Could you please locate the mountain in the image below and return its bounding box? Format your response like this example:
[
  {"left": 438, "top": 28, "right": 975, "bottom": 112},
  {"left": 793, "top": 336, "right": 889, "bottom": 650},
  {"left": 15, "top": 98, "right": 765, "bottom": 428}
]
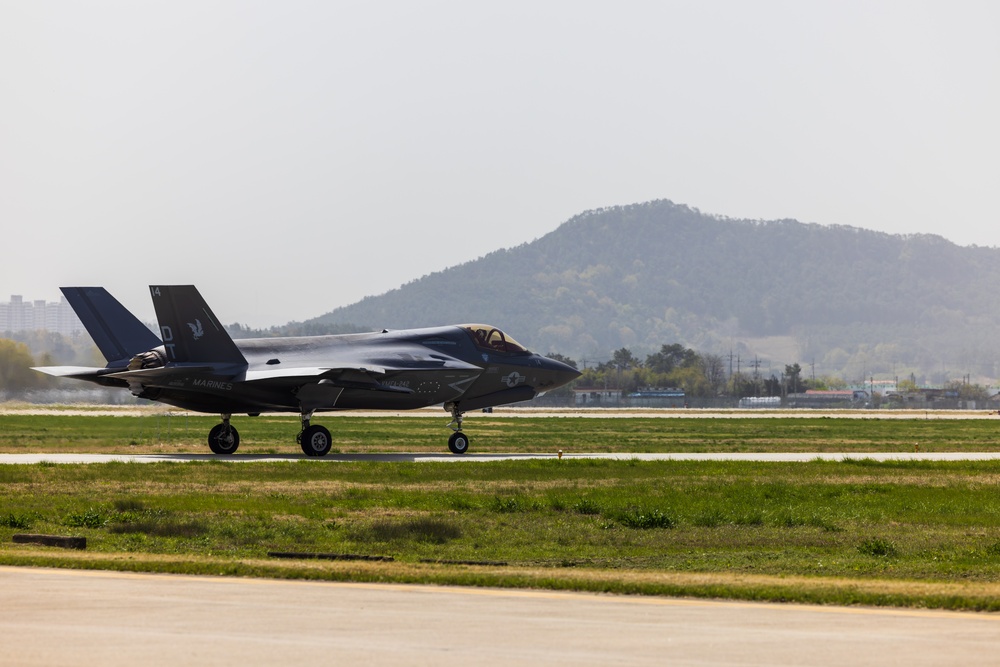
[{"left": 305, "top": 200, "right": 1000, "bottom": 382}]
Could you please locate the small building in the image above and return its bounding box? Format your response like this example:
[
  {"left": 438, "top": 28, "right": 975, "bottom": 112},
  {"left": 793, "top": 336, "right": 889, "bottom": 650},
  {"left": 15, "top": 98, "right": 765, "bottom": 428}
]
[
  {"left": 573, "top": 388, "right": 623, "bottom": 406},
  {"left": 738, "top": 396, "right": 782, "bottom": 409},
  {"left": 628, "top": 388, "right": 686, "bottom": 408},
  {"left": 786, "top": 390, "right": 868, "bottom": 408}
]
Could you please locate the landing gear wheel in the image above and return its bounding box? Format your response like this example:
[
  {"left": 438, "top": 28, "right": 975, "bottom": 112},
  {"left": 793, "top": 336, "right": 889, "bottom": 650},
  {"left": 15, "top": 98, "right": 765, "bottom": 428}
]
[
  {"left": 300, "top": 424, "right": 332, "bottom": 457},
  {"left": 208, "top": 423, "right": 240, "bottom": 455},
  {"left": 448, "top": 431, "right": 470, "bottom": 455}
]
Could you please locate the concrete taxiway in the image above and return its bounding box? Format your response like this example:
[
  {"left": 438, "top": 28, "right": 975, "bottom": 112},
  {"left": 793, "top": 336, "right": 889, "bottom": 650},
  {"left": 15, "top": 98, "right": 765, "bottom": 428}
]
[
  {"left": 2, "top": 451, "right": 1000, "bottom": 464},
  {"left": 1, "top": 566, "right": 997, "bottom": 666}
]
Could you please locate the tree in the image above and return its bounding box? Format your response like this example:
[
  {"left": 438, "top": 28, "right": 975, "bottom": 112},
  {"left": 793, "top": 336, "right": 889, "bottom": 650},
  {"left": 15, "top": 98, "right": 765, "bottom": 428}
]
[
  {"left": 611, "top": 348, "right": 639, "bottom": 370},
  {"left": 0, "top": 339, "right": 43, "bottom": 393},
  {"left": 944, "top": 380, "right": 991, "bottom": 403},
  {"left": 645, "top": 343, "right": 697, "bottom": 374},
  {"left": 784, "top": 363, "right": 803, "bottom": 394},
  {"left": 701, "top": 353, "right": 727, "bottom": 396},
  {"left": 545, "top": 353, "right": 578, "bottom": 370},
  {"left": 672, "top": 364, "right": 711, "bottom": 397}
]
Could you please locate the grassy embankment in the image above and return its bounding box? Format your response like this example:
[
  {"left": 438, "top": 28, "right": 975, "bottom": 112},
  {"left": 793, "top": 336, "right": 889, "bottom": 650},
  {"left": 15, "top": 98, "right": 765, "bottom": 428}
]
[{"left": 2, "top": 412, "right": 1000, "bottom": 610}]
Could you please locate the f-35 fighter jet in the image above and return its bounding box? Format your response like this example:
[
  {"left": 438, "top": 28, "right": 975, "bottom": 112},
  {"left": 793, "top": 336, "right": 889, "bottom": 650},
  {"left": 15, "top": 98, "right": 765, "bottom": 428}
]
[{"left": 34, "top": 286, "right": 580, "bottom": 455}]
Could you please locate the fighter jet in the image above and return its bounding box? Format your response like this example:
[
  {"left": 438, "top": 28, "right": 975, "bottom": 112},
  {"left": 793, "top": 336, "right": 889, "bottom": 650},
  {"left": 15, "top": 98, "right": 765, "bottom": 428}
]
[{"left": 34, "top": 286, "right": 580, "bottom": 455}]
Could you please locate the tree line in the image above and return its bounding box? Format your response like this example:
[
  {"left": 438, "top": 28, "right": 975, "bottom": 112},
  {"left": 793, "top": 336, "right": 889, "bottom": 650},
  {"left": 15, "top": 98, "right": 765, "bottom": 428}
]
[
  {"left": 0, "top": 331, "right": 102, "bottom": 395},
  {"left": 2, "top": 333, "right": 992, "bottom": 404},
  {"left": 549, "top": 344, "right": 852, "bottom": 399}
]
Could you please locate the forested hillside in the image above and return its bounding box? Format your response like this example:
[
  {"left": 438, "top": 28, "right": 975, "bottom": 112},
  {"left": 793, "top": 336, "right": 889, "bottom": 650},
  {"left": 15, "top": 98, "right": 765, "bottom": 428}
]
[{"left": 306, "top": 200, "right": 1000, "bottom": 382}]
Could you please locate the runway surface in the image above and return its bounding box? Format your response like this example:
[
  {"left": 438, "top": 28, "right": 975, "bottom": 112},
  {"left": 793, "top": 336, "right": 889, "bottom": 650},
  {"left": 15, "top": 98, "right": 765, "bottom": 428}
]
[
  {"left": 2, "top": 451, "right": 1000, "bottom": 464},
  {"left": 1, "top": 566, "right": 997, "bottom": 666}
]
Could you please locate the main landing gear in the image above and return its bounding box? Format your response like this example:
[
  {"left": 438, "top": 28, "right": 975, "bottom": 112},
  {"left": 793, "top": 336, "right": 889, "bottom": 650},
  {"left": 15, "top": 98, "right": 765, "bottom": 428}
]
[
  {"left": 208, "top": 414, "right": 240, "bottom": 455},
  {"left": 445, "top": 403, "right": 470, "bottom": 455},
  {"left": 297, "top": 412, "right": 332, "bottom": 457},
  {"left": 206, "top": 406, "right": 471, "bottom": 457},
  {"left": 207, "top": 412, "right": 332, "bottom": 457}
]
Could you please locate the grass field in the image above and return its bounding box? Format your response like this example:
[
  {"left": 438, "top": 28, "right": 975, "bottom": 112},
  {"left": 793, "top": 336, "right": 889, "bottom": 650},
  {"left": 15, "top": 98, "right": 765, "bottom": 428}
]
[
  {"left": 1, "top": 410, "right": 999, "bottom": 454},
  {"left": 2, "top": 410, "right": 1000, "bottom": 610}
]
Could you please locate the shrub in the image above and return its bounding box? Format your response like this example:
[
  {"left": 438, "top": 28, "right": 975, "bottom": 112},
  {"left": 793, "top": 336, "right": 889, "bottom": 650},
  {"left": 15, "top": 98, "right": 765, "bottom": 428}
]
[
  {"left": 65, "top": 508, "right": 108, "bottom": 529},
  {"left": 491, "top": 496, "right": 526, "bottom": 513},
  {"left": 1, "top": 513, "right": 33, "bottom": 529},
  {"left": 858, "top": 537, "right": 898, "bottom": 558},
  {"left": 572, "top": 499, "right": 602, "bottom": 515},
  {"left": 619, "top": 508, "right": 675, "bottom": 529},
  {"left": 357, "top": 518, "right": 462, "bottom": 544}
]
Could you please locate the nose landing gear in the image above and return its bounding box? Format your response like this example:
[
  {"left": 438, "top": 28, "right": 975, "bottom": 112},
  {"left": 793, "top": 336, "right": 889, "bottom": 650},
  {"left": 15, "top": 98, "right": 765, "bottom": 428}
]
[{"left": 445, "top": 403, "right": 470, "bottom": 454}]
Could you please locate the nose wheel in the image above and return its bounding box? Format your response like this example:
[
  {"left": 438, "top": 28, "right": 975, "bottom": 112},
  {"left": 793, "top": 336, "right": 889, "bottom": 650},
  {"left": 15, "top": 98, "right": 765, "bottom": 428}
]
[
  {"left": 448, "top": 431, "right": 469, "bottom": 454},
  {"left": 445, "top": 402, "right": 470, "bottom": 454}
]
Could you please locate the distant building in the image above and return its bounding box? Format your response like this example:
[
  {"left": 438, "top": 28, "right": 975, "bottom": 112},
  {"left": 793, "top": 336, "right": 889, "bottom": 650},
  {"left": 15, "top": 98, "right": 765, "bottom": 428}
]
[
  {"left": 573, "top": 388, "right": 623, "bottom": 406},
  {"left": 786, "top": 390, "right": 869, "bottom": 408},
  {"left": 738, "top": 396, "right": 782, "bottom": 409},
  {"left": 629, "top": 388, "right": 686, "bottom": 408},
  {"left": 0, "top": 295, "right": 85, "bottom": 337},
  {"left": 573, "top": 387, "right": 687, "bottom": 407}
]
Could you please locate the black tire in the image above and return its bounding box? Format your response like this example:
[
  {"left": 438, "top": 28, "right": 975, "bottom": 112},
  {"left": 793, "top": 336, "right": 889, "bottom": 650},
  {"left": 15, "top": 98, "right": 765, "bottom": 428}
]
[
  {"left": 208, "top": 423, "right": 240, "bottom": 455},
  {"left": 448, "top": 431, "right": 469, "bottom": 455},
  {"left": 300, "top": 424, "right": 332, "bottom": 457}
]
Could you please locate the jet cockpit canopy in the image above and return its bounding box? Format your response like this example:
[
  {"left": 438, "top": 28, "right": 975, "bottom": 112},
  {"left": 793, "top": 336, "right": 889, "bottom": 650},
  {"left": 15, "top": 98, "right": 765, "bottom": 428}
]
[{"left": 462, "top": 324, "right": 528, "bottom": 354}]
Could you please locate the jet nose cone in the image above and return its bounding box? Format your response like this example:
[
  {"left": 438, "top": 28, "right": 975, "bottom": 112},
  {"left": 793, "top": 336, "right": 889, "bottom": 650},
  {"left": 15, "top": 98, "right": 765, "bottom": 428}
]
[{"left": 537, "top": 355, "right": 582, "bottom": 390}]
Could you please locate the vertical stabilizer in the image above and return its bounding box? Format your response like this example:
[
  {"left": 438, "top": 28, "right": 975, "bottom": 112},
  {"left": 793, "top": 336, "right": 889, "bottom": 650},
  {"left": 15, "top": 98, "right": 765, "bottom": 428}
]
[
  {"left": 149, "top": 285, "right": 247, "bottom": 366},
  {"left": 61, "top": 287, "right": 162, "bottom": 364}
]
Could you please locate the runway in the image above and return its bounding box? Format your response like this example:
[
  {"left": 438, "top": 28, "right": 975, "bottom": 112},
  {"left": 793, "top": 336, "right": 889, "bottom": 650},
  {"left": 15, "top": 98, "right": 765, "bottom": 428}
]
[
  {"left": 2, "top": 451, "right": 1000, "bottom": 464},
  {"left": 0, "top": 566, "right": 996, "bottom": 666}
]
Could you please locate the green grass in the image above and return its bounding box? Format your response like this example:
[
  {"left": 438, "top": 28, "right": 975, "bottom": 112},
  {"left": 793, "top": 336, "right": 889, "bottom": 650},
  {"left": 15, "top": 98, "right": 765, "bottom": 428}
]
[
  {"left": 1, "top": 412, "right": 1000, "bottom": 453},
  {"left": 4, "top": 456, "right": 1000, "bottom": 609},
  {"left": 4, "top": 411, "right": 1000, "bottom": 609}
]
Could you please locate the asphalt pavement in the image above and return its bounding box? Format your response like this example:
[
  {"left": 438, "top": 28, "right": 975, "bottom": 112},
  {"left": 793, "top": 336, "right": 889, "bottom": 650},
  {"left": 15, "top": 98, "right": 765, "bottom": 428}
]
[{"left": 1, "top": 566, "right": 998, "bottom": 666}]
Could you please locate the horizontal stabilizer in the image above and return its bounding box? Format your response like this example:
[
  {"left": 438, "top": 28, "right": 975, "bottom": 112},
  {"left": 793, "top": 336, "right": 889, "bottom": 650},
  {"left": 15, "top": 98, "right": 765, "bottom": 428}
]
[
  {"left": 31, "top": 366, "right": 111, "bottom": 379},
  {"left": 105, "top": 366, "right": 224, "bottom": 383}
]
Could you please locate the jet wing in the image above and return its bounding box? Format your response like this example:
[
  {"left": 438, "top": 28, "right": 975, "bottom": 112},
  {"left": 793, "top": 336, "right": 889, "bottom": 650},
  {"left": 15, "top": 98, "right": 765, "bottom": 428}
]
[
  {"left": 242, "top": 358, "right": 482, "bottom": 388},
  {"left": 242, "top": 366, "right": 385, "bottom": 382},
  {"left": 102, "top": 365, "right": 234, "bottom": 385},
  {"left": 243, "top": 365, "right": 419, "bottom": 394}
]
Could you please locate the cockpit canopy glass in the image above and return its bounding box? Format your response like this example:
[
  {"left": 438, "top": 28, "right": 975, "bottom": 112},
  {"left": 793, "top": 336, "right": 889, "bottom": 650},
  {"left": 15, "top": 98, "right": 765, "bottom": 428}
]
[{"left": 462, "top": 325, "right": 529, "bottom": 354}]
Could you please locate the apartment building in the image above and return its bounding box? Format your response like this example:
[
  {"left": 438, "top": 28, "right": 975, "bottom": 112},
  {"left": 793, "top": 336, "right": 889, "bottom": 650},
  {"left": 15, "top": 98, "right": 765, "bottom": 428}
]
[{"left": 0, "top": 295, "right": 85, "bottom": 337}]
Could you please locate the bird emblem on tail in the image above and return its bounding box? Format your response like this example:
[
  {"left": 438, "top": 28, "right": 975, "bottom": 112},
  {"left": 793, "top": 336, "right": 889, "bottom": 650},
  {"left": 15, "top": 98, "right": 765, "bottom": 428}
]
[{"left": 187, "top": 319, "right": 204, "bottom": 340}]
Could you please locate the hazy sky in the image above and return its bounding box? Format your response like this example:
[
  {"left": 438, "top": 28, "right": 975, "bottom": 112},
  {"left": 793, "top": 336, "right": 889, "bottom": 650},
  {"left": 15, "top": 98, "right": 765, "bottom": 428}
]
[{"left": 2, "top": 1, "right": 998, "bottom": 327}]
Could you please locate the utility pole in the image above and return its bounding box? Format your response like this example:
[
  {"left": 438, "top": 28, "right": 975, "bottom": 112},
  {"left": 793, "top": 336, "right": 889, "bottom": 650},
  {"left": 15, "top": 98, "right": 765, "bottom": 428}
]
[{"left": 750, "top": 356, "right": 762, "bottom": 396}]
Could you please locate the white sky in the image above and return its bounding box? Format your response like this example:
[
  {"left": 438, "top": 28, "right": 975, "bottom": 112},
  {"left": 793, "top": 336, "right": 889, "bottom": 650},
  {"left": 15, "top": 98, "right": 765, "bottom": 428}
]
[{"left": 2, "top": 1, "right": 998, "bottom": 327}]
